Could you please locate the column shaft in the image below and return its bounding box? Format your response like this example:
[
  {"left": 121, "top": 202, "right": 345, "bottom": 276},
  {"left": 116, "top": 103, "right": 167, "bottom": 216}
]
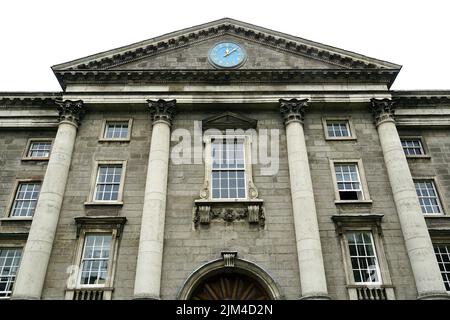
[
  {"left": 281, "top": 99, "right": 329, "bottom": 299},
  {"left": 372, "top": 98, "right": 447, "bottom": 299},
  {"left": 13, "top": 100, "right": 83, "bottom": 299},
  {"left": 134, "top": 99, "right": 175, "bottom": 299}
]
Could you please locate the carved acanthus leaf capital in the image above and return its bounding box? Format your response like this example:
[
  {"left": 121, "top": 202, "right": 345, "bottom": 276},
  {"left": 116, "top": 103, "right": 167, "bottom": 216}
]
[
  {"left": 56, "top": 99, "right": 85, "bottom": 126},
  {"left": 279, "top": 98, "right": 308, "bottom": 125},
  {"left": 147, "top": 99, "right": 176, "bottom": 125},
  {"left": 370, "top": 98, "right": 396, "bottom": 126}
]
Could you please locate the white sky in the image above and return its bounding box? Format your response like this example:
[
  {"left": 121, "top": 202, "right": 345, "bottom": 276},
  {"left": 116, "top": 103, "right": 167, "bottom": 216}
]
[{"left": 0, "top": 0, "right": 449, "bottom": 92}]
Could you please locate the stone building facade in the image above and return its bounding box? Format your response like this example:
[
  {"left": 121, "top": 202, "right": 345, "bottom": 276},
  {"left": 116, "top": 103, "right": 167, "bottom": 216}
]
[{"left": 0, "top": 18, "right": 449, "bottom": 300}]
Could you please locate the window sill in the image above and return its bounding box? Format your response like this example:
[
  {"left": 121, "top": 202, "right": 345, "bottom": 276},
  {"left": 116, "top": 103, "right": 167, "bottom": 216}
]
[
  {"left": 325, "top": 137, "right": 357, "bottom": 141},
  {"left": 21, "top": 157, "right": 49, "bottom": 161},
  {"left": 335, "top": 200, "right": 373, "bottom": 205},
  {"left": 98, "top": 139, "right": 130, "bottom": 142},
  {"left": 406, "top": 155, "right": 431, "bottom": 159},
  {"left": 195, "top": 199, "right": 264, "bottom": 204},
  {"left": 84, "top": 201, "right": 124, "bottom": 207},
  {"left": 0, "top": 217, "right": 33, "bottom": 226}
]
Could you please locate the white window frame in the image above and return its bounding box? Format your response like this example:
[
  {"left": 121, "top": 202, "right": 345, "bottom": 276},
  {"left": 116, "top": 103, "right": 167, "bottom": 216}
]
[
  {"left": 322, "top": 117, "right": 357, "bottom": 140},
  {"left": 413, "top": 177, "right": 446, "bottom": 215},
  {"left": 6, "top": 179, "right": 42, "bottom": 219},
  {"left": 21, "top": 138, "right": 53, "bottom": 160},
  {"left": 86, "top": 160, "right": 127, "bottom": 205},
  {"left": 330, "top": 159, "right": 372, "bottom": 204},
  {"left": 203, "top": 134, "right": 255, "bottom": 201},
  {"left": 99, "top": 119, "right": 133, "bottom": 142},
  {"left": 0, "top": 246, "right": 23, "bottom": 299},
  {"left": 400, "top": 136, "right": 430, "bottom": 158},
  {"left": 432, "top": 243, "right": 450, "bottom": 292}
]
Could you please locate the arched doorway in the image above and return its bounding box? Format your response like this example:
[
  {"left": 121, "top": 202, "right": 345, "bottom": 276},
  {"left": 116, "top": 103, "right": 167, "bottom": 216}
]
[
  {"left": 190, "top": 272, "right": 271, "bottom": 300},
  {"left": 177, "top": 257, "right": 282, "bottom": 300}
]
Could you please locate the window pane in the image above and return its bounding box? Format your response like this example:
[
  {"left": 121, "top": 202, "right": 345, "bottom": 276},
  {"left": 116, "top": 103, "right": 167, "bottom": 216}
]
[
  {"left": 327, "top": 121, "right": 350, "bottom": 138},
  {"left": 0, "top": 248, "right": 22, "bottom": 298},
  {"left": 401, "top": 139, "right": 424, "bottom": 156},
  {"left": 414, "top": 180, "right": 442, "bottom": 214},
  {"left": 334, "top": 163, "right": 363, "bottom": 200},
  {"left": 80, "top": 234, "right": 112, "bottom": 286},
  {"left": 10, "top": 182, "right": 41, "bottom": 217},
  {"left": 346, "top": 231, "right": 381, "bottom": 284}
]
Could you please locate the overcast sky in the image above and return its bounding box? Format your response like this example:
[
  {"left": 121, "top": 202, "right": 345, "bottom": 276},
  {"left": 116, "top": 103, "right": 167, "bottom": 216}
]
[{"left": 1, "top": 0, "right": 449, "bottom": 92}]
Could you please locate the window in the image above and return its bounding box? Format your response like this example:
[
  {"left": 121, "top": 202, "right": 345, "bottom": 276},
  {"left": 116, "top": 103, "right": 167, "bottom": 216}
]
[
  {"left": 79, "top": 234, "right": 112, "bottom": 286},
  {"left": 434, "top": 244, "right": 450, "bottom": 291},
  {"left": 347, "top": 231, "right": 381, "bottom": 284},
  {"left": 322, "top": 117, "right": 356, "bottom": 140},
  {"left": 100, "top": 119, "right": 132, "bottom": 141},
  {"left": 22, "top": 139, "right": 53, "bottom": 160},
  {"left": 211, "top": 137, "right": 246, "bottom": 199},
  {"left": 401, "top": 138, "right": 425, "bottom": 156},
  {"left": 414, "top": 180, "right": 443, "bottom": 214},
  {"left": 88, "top": 162, "right": 126, "bottom": 204},
  {"left": 335, "top": 163, "right": 363, "bottom": 200},
  {"left": 0, "top": 248, "right": 22, "bottom": 298},
  {"left": 10, "top": 181, "right": 41, "bottom": 217},
  {"left": 327, "top": 121, "right": 350, "bottom": 138}
]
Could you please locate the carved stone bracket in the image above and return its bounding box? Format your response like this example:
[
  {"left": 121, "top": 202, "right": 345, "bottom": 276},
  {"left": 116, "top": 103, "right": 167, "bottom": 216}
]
[
  {"left": 221, "top": 251, "right": 237, "bottom": 267},
  {"left": 147, "top": 99, "right": 176, "bottom": 125},
  {"left": 193, "top": 200, "right": 265, "bottom": 228},
  {"left": 56, "top": 99, "right": 85, "bottom": 126},
  {"left": 279, "top": 98, "right": 308, "bottom": 125},
  {"left": 370, "top": 98, "right": 396, "bottom": 126}
]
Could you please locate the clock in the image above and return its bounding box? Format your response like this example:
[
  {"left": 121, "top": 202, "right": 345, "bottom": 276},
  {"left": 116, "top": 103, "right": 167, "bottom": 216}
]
[{"left": 208, "top": 42, "right": 247, "bottom": 68}]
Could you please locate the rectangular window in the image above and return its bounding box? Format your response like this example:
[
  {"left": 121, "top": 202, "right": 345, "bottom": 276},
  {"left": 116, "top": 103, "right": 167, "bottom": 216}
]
[
  {"left": 434, "top": 244, "right": 450, "bottom": 291},
  {"left": 347, "top": 231, "right": 381, "bottom": 284},
  {"left": 401, "top": 139, "right": 424, "bottom": 156},
  {"left": 0, "top": 248, "right": 22, "bottom": 298},
  {"left": 414, "top": 180, "right": 442, "bottom": 214},
  {"left": 327, "top": 120, "right": 350, "bottom": 138},
  {"left": 94, "top": 165, "right": 123, "bottom": 202},
  {"left": 335, "top": 163, "right": 363, "bottom": 200},
  {"left": 10, "top": 182, "right": 41, "bottom": 217},
  {"left": 27, "top": 141, "right": 52, "bottom": 158},
  {"left": 104, "top": 121, "right": 129, "bottom": 140},
  {"left": 211, "top": 138, "right": 246, "bottom": 199},
  {"left": 79, "top": 234, "right": 112, "bottom": 286}
]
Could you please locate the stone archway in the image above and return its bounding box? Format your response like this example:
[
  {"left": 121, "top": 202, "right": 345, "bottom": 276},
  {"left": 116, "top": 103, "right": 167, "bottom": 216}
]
[{"left": 177, "top": 257, "right": 282, "bottom": 300}]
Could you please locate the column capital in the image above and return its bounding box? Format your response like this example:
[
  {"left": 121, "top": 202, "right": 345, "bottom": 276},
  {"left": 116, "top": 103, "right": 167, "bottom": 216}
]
[
  {"left": 56, "top": 99, "right": 85, "bottom": 126},
  {"left": 147, "top": 99, "right": 176, "bottom": 126},
  {"left": 370, "top": 98, "right": 396, "bottom": 126},
  {"left": 279, "top": 98, "right": 308, "bottom": 125}
]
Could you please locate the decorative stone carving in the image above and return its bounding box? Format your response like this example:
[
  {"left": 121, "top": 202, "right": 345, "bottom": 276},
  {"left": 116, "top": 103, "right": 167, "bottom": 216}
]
[
  {"left": 370, "top": 98, "right": 396, "bottom": 126},
  {"left": 147, "top": 99, "right": 176, "bottom": 125},
  {"left": 56, "top": 99, "right": 85, "bottom": 126},
  {"left": 221, "top": 251, "right": 237, "bottom": 268},
  {"left": 199, "top": 180, "right": 209, "bottom": 199},
  {"left": 279, "top": 98, "right": 308, "bottom": 125},
  {"left": 193, "top": 201, "right": 265, "bottom": 228},
  {"left": 248, "top": 180, "right": 259, "bottom": 199}
]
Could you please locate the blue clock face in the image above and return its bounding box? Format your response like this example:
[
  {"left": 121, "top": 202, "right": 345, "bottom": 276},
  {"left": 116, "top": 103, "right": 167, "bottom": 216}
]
[{"left": 208, "top": 42, "right": 247, "bottom": 68}]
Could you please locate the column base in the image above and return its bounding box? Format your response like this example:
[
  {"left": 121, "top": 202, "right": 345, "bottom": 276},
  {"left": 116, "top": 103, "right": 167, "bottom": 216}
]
[
  {"left": 417, "top": 292, "right": 450, "bottom": 300},
  {"left": 133, "top": 294, "right": 161, "bottom": 300},
  {"left": 299, "top": 293, "right": 331, "bottom": 300}
]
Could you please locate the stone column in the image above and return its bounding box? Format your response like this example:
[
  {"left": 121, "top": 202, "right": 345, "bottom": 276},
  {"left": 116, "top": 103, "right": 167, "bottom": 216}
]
[
  {"left": 12, "top": 100, "right": 85, "bottom": 299},
  {"left": 370, "top": 98, "right": 448, "bottom": 299},
  {"left": 280, "top": 98, "right": 329, "bottom": 299},
  {"left": 134, "top": 99, "right": 176, "bottom": 299}
]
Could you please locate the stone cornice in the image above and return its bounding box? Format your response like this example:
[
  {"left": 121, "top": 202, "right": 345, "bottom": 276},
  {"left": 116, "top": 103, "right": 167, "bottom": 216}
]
[
  {"left": 0, "top": 94, "right": 61, "bottom": 106},
  {"left": 54, "top": 69, "right": 399, "bottom": 89},
  {"left": 54, "top": 22, "right": 397, "bottom": 71}
]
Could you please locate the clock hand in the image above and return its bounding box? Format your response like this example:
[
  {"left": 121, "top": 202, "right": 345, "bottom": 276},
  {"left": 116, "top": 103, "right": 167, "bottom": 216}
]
[{"left": 224, "top": 48, "right": 237, "bottom": 57}]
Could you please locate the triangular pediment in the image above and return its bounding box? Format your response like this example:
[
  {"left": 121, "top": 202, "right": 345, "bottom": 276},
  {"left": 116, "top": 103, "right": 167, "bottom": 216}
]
[
  {"left": 52, "top": 18, "right": 401, "bottom": 72},
  {"left": 202, "top": 112, "right": 257, "bottom": 130}
]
